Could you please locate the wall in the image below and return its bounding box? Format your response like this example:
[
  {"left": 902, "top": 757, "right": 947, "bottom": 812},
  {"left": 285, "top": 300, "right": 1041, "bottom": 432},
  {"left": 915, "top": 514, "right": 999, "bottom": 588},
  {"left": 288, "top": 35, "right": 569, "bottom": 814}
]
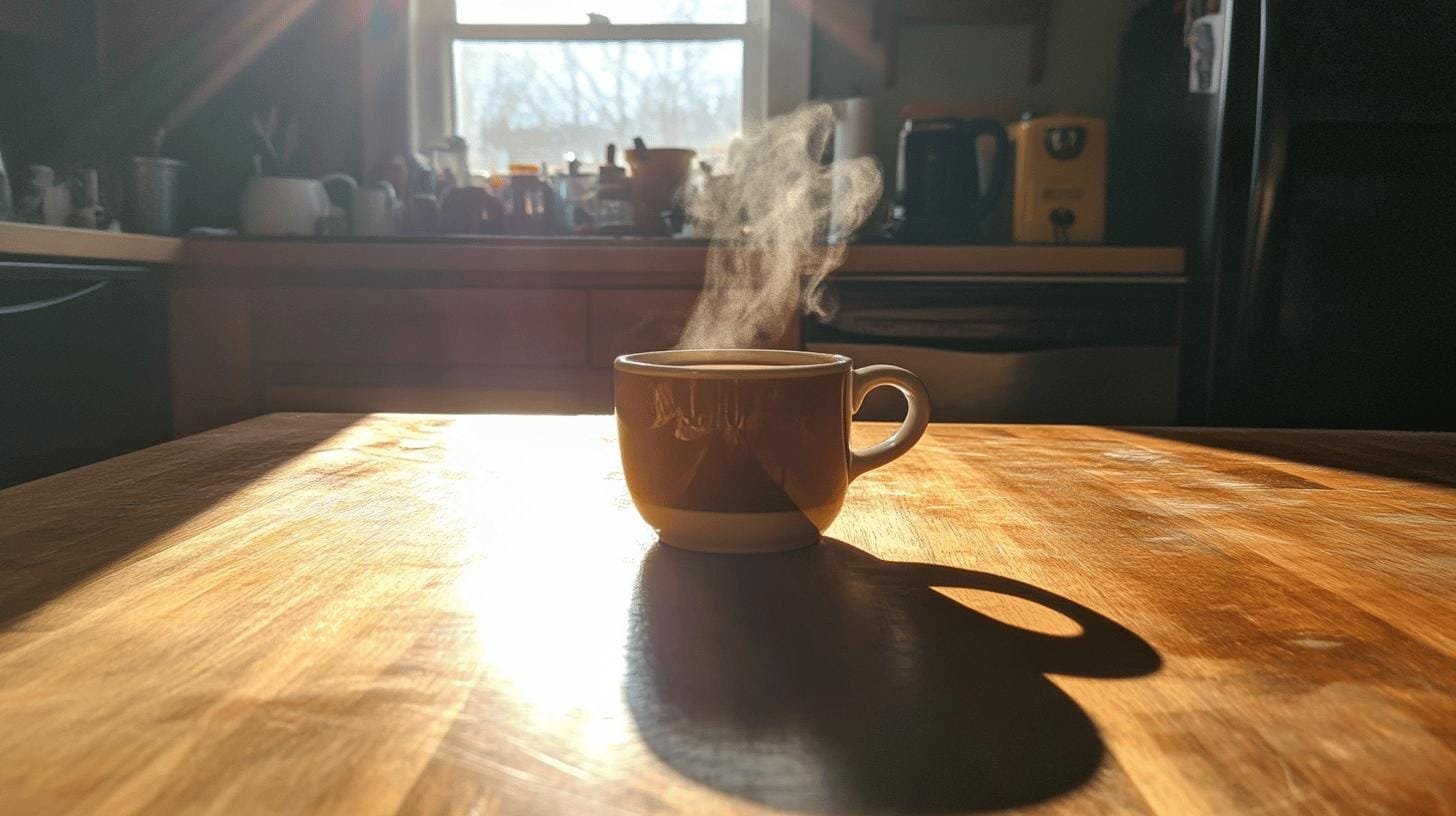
[
  {"left": 167, "top": 0, "right": 366, "bottom": 228},
  {"left": 0, "top": 1, "right": 96, "bottom": 171},
  {"left": 811, "top": 0, "right": 1140, "bottom": 197},
  {"left": 1, "top": 0, "right": 365, "bottom": 229}
]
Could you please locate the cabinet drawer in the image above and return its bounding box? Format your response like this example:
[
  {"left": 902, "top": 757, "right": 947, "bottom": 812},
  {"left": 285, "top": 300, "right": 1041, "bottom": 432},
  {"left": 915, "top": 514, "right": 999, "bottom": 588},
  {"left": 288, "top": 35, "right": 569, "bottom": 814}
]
[
  {"left": 588, "top": 289, "right": 699, "bottom": 367},
  {"left": 264, "top": 384, "right": 581, "bottom": 414},
  {"left": 255, "top": 288, "right": 587, "bottom": 367}
]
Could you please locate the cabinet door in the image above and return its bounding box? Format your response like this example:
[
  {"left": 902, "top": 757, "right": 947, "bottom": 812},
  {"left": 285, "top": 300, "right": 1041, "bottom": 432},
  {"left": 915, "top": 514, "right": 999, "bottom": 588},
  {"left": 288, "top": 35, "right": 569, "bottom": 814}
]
[
  {"left": 588, "top": 290, "right": 699, "bottom": 368},
  {"left": 255, "top": 288, "right": 587, "bottom": 367},
  {"left": 264, "top": 384, "right": 580, "bottom": 415},
  {"left": 1, "top": 269, "right": 169, "bottom": 487},
  {"left": 588, "top": 289, "right": 801, "bottom": 368}
]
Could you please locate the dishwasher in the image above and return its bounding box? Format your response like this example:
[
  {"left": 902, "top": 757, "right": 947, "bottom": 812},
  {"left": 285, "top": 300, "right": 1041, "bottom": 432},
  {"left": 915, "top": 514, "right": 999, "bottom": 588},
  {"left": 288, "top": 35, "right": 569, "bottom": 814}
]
[
  {"left": 806, "top": 280, "right": 1182, "bottom": 424},
  {"left": 1, "top": 259, "right": 170, "bottom": 489}
]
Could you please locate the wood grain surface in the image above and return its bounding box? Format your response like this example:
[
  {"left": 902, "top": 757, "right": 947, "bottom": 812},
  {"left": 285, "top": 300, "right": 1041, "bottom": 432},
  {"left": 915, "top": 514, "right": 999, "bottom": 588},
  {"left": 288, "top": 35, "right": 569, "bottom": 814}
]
[
  {"left": 0, "top": 223, "right": 183, "bottom": 265},
  {"left": 0, "top": 415, "right": 1452, "bottom": 815},
  {"left": 175, "top": 240, "right": 1185, "bottom": 289}
]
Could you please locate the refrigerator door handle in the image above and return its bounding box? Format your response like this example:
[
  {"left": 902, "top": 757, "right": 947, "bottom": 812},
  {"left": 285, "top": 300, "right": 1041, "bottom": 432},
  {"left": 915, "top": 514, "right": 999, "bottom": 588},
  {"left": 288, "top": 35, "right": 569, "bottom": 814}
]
[
  {"left": 0, "top": 280, "right": 110, "bottom": 316},
  {"left": 1226, "top": 0, "right": 1291, "bottom": 412}
]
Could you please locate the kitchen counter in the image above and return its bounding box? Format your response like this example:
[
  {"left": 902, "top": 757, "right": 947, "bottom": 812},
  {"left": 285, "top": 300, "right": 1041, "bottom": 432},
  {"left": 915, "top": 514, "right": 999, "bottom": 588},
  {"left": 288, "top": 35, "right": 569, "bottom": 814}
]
[
  {"left": 1, "top": 223, "right": 1185, "bottom": 285},
  {"left": 0, "top": 222, "right": 182, "bottom": 264},
  {"left": 3, "top": 222, "right": 1188, "bottom": 435},
  {"left": 178, "top": 236, "right": 1185, "bottom": 288},
  {"left": 0, "top": 413, "right": 1451, "bottom": 814}
]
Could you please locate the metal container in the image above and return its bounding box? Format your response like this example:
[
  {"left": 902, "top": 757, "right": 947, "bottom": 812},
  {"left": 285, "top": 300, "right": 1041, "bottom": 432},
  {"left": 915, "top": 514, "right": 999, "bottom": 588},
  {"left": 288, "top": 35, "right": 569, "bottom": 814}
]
[{"left": 125, "top": 157, "right": 186, "bottom": 235}]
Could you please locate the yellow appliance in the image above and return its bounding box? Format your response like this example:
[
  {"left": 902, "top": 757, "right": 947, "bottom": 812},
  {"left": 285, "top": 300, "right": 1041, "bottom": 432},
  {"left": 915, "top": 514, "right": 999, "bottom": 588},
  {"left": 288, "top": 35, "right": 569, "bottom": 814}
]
[{"left": 1010, "top": 115, "right": 1107, "bottom": 244}]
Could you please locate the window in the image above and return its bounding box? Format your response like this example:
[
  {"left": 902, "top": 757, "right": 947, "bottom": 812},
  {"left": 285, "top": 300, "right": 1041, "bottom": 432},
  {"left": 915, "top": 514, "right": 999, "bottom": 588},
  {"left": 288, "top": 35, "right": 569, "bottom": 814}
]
[{"left": 414, "top": 0, "right": 807, "bottom": 172}]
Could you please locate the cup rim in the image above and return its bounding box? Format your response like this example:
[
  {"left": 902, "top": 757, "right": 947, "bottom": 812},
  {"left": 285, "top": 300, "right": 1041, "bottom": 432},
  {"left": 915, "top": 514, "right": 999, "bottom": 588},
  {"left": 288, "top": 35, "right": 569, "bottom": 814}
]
[{"left": 615, "top": 349, "right": 851, "bottom": 379}]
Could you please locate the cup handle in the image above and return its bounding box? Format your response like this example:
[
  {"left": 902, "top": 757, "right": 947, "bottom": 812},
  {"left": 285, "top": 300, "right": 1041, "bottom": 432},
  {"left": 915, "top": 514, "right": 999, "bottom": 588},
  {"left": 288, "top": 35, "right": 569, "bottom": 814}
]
[{"left": 848, "top": 365, "right": 930, "bottom": 481}]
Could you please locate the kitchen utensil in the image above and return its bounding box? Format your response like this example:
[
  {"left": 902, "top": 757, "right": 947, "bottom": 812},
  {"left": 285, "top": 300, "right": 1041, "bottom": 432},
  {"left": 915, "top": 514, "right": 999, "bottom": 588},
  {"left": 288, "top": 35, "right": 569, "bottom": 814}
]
[
  {"left": 889, "top": 117, "right": 1011, "bottom": 243},
  {"left": 624, "top": 146, "right": 695, "bottom": 236},
  {"left": 614, "top": 349, "right": 929, "bottom": 553},
  {"left": 1010, "top": 115, "right": 1107, "bottom": 244},
  {"left": 125, "top": 157, "right": 185, "bottom": 234},
  {"left": 249, "top": 108, "right": 301, "bottom": 176},
  {"left": 239, "top": 176, "right": 332, "bottom": 236},
  {"left": 251, "top": 108, "right": 280, "bottom": 175}
]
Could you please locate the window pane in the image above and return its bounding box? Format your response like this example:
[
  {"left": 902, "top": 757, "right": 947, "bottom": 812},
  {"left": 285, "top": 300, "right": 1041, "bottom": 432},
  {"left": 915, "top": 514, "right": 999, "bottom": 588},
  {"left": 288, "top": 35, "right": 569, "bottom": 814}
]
[
  {"left": 453, "top": 39, "right": 743, "bottom": 171},
  {"left": 456, "top": 0, "right": 746, "bottom": 24}
]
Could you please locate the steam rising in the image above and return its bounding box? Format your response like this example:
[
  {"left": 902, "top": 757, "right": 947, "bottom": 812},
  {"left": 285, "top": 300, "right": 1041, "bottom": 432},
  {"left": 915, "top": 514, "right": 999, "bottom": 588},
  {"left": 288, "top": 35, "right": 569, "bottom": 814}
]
[{"left": 677, "top": 103, "right": 882, "bottom": 349}]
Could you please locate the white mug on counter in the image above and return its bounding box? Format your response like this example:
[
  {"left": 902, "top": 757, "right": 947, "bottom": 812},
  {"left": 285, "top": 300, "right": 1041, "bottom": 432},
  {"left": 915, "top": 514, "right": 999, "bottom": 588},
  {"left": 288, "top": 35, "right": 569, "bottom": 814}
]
[
  {"left": 352, "top": 182, "right": 400, "bottom": 236},
  {"left": 41, "top": 183, "right": 73, "bottom": 227},
  {"left": 239, "top": 176, "right": 332, "bottom": 236}
]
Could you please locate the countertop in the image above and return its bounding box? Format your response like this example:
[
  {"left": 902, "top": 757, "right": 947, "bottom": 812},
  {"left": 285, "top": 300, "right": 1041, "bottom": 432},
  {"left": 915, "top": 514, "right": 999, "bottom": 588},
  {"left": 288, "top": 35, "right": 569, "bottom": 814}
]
[
  {"left": 179, "top": 236, "right": 1186, "bottom": 288},
  {"left": 3, "top": 223, "right": 1185, "bottom": 285},
  {"left": 1, "top": 414, "right": 1451, "bottom": 814},
  {"left": 0, "top": 222, "right": 182, "bottom": 264}
]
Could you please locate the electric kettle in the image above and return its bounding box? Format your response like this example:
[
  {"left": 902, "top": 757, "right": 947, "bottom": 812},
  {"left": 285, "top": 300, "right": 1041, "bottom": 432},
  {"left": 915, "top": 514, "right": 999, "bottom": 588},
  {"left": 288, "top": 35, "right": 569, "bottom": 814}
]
[{"left": 889, "top": 117, "right": 1010, "bottom": 243}]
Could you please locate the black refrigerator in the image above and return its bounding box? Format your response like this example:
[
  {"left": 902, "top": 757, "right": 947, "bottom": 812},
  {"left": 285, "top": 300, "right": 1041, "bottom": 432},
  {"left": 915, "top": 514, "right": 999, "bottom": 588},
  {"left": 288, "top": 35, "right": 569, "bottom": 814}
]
[{"left": 1109, "top": 0, "right": 1456, "bottom": 431}]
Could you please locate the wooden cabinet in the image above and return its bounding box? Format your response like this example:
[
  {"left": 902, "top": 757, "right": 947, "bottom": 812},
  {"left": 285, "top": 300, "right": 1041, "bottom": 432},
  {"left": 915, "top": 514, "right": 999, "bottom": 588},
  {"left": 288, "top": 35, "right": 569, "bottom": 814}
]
[
  {"left": 255, "top": 288, "right": 587, "bottom": 367},
  {"left": 173, "top": 280, "right": 794, "bottom": 433},
  {"left": 264, "top": 384, "right": 582, "bottom": 415},
  {"left": 581, "top": 288, "right": 803, "bottom": 409},
  {"left": 588, "top": 290, "right": 700, "bottom": 367},
  {"left": 168, "top": 240, "right": 1181, "bottom": 435},
  {"left": 249, "top": 288, "right": 589, "bottom": 417}
]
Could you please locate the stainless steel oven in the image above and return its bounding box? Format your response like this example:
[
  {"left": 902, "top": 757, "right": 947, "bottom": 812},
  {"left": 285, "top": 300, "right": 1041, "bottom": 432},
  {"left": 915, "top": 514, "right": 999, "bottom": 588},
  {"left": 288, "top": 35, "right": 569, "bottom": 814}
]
[{"left": 807, "top": 277, "right": 1183, "bottom": 424}]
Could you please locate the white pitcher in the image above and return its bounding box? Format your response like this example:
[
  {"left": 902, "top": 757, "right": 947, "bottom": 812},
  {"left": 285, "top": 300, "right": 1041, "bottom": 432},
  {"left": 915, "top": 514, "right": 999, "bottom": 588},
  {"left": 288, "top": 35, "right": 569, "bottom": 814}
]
[{"left": 239, "top": 176, "right": 332, "bottom": 236}]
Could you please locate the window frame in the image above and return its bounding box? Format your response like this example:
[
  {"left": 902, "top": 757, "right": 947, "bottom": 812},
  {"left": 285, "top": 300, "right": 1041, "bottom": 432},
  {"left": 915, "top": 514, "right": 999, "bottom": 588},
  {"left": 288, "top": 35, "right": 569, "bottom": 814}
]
[{"left": 409, "top": 0, "right": 808, "bottom": 157}]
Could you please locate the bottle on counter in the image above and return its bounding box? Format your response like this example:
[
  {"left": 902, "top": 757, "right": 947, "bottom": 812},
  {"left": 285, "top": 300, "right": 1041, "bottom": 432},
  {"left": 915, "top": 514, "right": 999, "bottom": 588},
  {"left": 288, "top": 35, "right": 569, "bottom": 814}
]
[
  {"left": 17, "top": 165, "right": 52, "bottom": 224},
  {"left": 68, "top": 169, "right": 103, "bottom": 229},
  {"left": 428, "top": 136, "right": 470, "bottom": 196},
  {"left": 594, "top": 144, "right": 634, "bottom": 235},
  {"left": 554, "top": 152, "right": 595, "bottom": 235}
]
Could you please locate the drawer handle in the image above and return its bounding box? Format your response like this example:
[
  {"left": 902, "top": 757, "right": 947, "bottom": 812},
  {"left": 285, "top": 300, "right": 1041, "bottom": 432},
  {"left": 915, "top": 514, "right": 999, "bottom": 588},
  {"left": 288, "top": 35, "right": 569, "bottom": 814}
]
[{"left": 0, "top": 281, "right": 110, "bottom": 316}]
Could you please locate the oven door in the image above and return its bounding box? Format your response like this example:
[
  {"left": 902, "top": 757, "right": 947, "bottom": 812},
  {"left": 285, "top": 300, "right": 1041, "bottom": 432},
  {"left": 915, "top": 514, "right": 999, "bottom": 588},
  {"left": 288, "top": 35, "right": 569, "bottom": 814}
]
[
  {"left": 806, "top": 281, "right": 1181, "bottom": 425},
  {"left": 808, "top": 340, "right": 1178, "bottom": 424},
  {"left": 0, "top": 261, "right": 170, "bottom": 488}
]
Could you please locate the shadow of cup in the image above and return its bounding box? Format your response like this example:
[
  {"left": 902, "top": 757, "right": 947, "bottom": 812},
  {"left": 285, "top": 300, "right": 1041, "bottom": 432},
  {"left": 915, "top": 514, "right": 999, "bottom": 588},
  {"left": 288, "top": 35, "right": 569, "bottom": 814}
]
[{"left": 625, "top": 539, "right": 1160, "bottom": 813}]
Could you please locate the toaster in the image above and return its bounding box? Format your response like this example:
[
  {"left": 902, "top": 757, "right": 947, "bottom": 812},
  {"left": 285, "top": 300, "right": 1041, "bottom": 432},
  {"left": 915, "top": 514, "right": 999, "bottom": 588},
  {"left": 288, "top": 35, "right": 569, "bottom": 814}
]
[{"left": 1010, "top": 115, "right": 1107, "bottom": 244}]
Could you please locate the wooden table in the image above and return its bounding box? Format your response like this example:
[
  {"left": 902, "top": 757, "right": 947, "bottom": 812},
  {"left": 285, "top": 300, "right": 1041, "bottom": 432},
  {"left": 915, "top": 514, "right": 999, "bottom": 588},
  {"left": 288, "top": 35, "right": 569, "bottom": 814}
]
[{"left": 1, "top": 414, "right": 1453, "bottom": 814}]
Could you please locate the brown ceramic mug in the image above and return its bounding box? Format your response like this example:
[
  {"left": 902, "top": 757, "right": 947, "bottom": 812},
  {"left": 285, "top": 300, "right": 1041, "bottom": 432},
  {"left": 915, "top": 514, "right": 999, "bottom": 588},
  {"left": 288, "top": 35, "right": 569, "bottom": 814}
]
[{"left": 615, "top": 349, "right": 930, "bottom": 553}]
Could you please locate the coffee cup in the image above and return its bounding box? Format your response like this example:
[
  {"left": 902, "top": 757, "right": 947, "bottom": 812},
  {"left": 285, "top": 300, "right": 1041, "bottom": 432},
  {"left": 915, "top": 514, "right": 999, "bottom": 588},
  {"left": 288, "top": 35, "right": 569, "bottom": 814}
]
[{"left": 615, "top": 349, "right": 930, "bottom": 553}]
